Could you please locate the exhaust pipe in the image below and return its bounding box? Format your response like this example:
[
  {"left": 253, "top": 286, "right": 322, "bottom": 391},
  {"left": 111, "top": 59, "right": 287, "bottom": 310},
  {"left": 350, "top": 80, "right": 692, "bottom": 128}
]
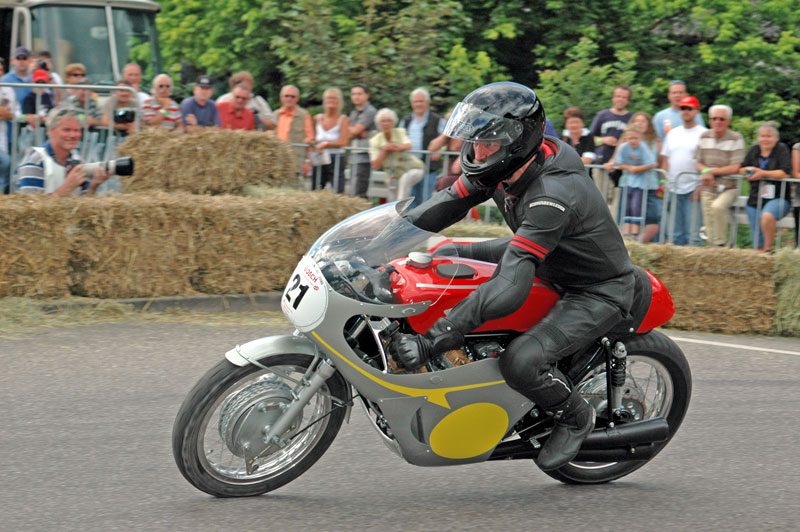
[{"left": 488, "top": 417, "right": 670, "bottom": 462}]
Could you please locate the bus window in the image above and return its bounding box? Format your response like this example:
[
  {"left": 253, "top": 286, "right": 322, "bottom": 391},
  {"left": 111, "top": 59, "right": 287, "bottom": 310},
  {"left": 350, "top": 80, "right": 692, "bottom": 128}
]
[
  {"left": 30, "top": 5, "right": 113, "bottom": 84},
  {"left": 112, "top": 8, "right": 160, "bottom": 80}
]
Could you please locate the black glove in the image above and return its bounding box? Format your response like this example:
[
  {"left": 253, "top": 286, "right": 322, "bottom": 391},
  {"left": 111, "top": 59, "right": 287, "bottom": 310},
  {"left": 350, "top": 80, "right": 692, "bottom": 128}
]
[
  {"left": 393, "top": 333, "right": 434, "bottom": 371},
  {"left": 392, "top": 318, "right": 465, "bottom": 371}
]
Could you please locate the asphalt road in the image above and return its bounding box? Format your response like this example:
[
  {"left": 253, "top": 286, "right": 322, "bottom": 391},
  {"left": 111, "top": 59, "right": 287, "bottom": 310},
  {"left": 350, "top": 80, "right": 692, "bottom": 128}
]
[{"left": 2, "top": 321, "right": 799, "bottom": 531}]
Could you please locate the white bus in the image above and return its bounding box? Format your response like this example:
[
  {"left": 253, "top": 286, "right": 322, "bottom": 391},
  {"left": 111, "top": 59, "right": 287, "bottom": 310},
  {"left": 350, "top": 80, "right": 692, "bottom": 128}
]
[{"left": 1, "top": 0, "right": 161, "bottom": 84}]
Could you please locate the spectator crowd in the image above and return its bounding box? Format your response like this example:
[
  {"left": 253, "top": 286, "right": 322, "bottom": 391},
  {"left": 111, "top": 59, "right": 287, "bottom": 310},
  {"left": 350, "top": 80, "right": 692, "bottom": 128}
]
[{"left": 2, "top": 47, "right": 799, "bottom": 251}]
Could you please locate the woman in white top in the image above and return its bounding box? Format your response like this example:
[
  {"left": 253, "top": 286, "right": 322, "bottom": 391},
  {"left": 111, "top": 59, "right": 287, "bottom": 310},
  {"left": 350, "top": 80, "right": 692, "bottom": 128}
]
[
  {"left": 311, "top": 87, "right": 350, "bottom": 193},
  {"left": 369, "top": 108, "right": 424, "bottom": 202}
]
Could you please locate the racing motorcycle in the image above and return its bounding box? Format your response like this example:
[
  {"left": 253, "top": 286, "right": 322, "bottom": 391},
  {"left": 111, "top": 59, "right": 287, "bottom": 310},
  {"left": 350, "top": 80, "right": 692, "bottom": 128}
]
[{"left": 173, "top": 200, "right": 692, "bottom": 497}]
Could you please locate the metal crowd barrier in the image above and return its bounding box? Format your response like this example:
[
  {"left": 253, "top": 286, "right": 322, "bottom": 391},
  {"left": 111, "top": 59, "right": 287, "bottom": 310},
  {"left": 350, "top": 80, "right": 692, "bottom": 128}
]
[
  {"left": 290, "top": 143, "right": 459, "bottom": 204},
  {"left": 288, "top": 147, "right": 798, "bottom": 249},
  {"left": 1, "top": 81, "right": 140, "bottom": 194},
  {"left": 591, "top": 164, "right": 798, "bottom": 249}
]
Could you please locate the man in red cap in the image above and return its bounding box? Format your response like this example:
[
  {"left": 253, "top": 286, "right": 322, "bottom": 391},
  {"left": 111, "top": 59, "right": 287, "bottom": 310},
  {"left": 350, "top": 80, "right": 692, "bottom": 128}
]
[
  {"left": 659, "top": 95, "right": 708, "bottom": 245},
  {"left": 653, "top": 80, "right": 706, "bottom": 140},
  {"left": 21, "top": 69, "right": 56, "bottom": 129}
]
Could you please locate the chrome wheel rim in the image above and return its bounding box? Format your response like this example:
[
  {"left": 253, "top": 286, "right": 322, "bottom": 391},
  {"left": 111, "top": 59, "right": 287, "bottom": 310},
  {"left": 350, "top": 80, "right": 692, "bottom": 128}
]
[
  {"left": 570, "top": 355, "right": 675, "bottom": 470},
  {"left": 197, "top": 364, "right": 333, "bottom": 484}
]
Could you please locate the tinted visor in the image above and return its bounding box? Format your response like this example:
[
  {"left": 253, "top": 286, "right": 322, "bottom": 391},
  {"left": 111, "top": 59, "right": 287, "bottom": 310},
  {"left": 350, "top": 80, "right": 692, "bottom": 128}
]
[{"left": 443, "top": 102, "right": 524, "bottom": 146}]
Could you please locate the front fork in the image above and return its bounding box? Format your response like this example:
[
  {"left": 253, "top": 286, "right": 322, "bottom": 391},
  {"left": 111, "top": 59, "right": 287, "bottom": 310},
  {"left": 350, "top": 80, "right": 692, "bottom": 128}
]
[
  {"left": 244, "top": 358, "right": 338, "bottom": 474},
  {"left": 602, "top": 337, "right": 628, "bottom": 427}
]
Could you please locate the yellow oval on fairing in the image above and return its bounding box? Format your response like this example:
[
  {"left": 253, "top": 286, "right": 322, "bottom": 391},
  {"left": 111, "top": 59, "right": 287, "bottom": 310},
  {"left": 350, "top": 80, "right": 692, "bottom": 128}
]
[{"left": 429, "top": 403, "right": 509, "bottom": 459}]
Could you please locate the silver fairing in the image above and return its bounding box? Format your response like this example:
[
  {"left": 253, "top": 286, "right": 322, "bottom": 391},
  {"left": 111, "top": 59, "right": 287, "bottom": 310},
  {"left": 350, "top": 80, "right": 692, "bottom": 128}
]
[{"left": 281, "top": 201, "right": 532, "bottom": 466}]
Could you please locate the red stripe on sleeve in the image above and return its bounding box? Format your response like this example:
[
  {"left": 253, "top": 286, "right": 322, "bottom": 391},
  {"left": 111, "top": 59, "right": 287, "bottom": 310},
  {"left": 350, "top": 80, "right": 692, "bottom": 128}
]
[
  {"left": 512, "top": 234, "right": 549, "bottom": 255},
  {"left": 454, "top": 176, "right": 468, "bottom": 198},
  {"left": 542, "top": 139, "right": 559, "bottom": 158},
  {"left": 509, "top": 240, "right": 546, "bottom": 259}
]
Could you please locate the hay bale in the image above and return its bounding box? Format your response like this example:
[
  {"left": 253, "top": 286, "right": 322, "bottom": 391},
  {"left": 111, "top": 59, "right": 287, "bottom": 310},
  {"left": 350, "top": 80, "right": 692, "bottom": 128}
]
[
  {"left": 116, "top": 129, "right": 298, "bottom": 194},
  {"left": 441, "top": 222, "right": 513, "bottom": 239},
  {"left": 191, "top": 191, "right": 369, "bottom": 293},
  {"left": 65, "top": 193, "right": 201, "bottom": 297},
  {"left": 635, "top": 244, "right": 774, "bottom": 335},
  {"left": 772, "top": 248, "right": 800, "bottom": 336},
  {"left": 0, "top": 195, "right": 72, "bottom": 297}
]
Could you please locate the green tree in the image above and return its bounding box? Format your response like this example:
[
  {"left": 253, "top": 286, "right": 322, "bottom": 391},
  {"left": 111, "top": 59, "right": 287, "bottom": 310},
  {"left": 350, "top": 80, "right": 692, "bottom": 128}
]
[
  {"left": 157, "top": 0, "right": 507, "bottom": 112},
  {"left": 154, "top": 0, "right": 800, "bottom": 138},
  {"left": 536, "top": 39, "right": 655, "bottom": 132}
]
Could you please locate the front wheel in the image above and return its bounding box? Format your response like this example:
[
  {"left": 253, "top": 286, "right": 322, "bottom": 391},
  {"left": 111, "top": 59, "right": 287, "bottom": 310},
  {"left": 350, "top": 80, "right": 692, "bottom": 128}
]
[
  {"left": 543, "top": 330, "right": 692, "bottom": 484},
  {"left": 172, "top": 354, "right": 349, "bottom": 497}
]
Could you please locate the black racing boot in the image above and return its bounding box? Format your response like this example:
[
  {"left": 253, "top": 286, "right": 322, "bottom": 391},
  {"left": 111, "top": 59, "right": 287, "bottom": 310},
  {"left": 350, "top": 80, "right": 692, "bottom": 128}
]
[{"left": 535, "top": 391, "right": 596, "bottom": 471}]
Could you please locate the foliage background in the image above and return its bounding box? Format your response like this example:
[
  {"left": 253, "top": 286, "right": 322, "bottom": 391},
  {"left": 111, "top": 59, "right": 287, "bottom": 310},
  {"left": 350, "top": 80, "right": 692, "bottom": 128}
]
[{"left": 155, "top": 0, "right": 800, "bottom": 143}]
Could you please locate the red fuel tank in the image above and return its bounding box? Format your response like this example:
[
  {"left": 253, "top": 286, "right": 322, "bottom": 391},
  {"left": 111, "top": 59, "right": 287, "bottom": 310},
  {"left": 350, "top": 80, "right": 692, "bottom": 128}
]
[{"left": 389, "top": 254, "right": 560, "bottom": 334}]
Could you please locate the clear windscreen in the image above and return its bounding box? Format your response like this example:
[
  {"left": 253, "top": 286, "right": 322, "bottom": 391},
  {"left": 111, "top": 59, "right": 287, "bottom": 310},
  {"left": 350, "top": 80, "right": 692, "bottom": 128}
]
[{"left": 307, "top": 200, "right": 450, "bottom": 304}]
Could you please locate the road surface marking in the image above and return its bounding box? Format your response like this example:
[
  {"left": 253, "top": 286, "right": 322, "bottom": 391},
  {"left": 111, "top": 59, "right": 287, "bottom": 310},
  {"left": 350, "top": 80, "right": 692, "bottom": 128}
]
[{"left": 668, "top": 335, "right": 800, "bottom": 357}]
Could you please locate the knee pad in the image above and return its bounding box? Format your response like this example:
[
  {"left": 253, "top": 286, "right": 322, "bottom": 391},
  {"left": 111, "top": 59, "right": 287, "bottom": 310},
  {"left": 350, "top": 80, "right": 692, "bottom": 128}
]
[
  {"left": 500, "top": 323, "right": 572, "bottom": 392},
  {"left": 500, "top": 334, "right": 550, "bottom": 392}
]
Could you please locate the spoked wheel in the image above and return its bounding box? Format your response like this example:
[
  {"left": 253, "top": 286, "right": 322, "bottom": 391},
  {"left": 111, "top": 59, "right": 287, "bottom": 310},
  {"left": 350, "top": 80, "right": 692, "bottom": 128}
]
[
  {"left": 543, "top": 330, "right": 692, "bottom": 484},
  {"left": 172, "top": 354, "right": 349, "bottom": 497}
]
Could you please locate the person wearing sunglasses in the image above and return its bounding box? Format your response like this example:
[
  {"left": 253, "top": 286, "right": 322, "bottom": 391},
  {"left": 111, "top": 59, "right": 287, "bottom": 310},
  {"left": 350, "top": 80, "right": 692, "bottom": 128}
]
[
  {"left": 63, "top": 65, "right": 105, "bottom": 129},
  {"left": 217, "top": 84, "right": 256, "bottom": 131},
  {"left": 695, "top": 105, "right": 745, "bottom": 247},
  {"left": 1, "top": 47, "right": 33, "bottom": 104},
  {"left": 653, "top": 80, "right": 706, "bottom": 140},
  {"left": 660, "top": 95, "right": 708, "bottom": 245},
  {"left": 141, "top": 74, "right": 183, "bottom": 133},
  {"left": 275, "top": 85, "right": 314, "bottom": 176},
  {"left": 180, "top": 75, "right": 221, "bottom": 133}
]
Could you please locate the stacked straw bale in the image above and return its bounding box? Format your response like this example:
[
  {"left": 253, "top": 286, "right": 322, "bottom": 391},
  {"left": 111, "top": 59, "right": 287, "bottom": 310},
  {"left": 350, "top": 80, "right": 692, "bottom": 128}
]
[
  {"left": 629, "top": 243, "right": 774, "bottom": 335},
  {"left": 190, "top": 190, "right": 369, "bottom": 293},
  {"left": 0, "top": 191, "right": 368, "bottom": 299},
  {"left": 63, "top": 193, "right": 200, "bottom": 297},
  {"left": 0, "top": 195, "right": 72, "bottom": 297},
  {"left": 116, "top": 129, "right": 298, "bottom": 194},
  {"left": 772, "top": 249, "right": 800, "bottom": 337}
]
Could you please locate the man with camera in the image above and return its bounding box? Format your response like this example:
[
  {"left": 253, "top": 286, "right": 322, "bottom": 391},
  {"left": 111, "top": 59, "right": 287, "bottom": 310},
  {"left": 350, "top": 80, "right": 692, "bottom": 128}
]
[
  {"left": 14, "top": 106, "right": 113, "bottom": 196},
  {"left": 103, "top": 80, "right": 138, "bottom": 137}
]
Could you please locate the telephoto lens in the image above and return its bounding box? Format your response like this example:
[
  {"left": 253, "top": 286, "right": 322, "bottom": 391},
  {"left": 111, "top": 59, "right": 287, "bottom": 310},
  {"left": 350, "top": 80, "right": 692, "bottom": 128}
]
[{"left": 82, "top": 156, "right": 134, "bottom": 177}]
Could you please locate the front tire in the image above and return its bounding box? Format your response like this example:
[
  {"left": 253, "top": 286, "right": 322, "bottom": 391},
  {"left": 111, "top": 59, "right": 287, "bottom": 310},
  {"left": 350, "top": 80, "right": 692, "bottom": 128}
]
[
  {"left": 543, "top": 330, "right": 692, "bottom": 484},
  {"left": 172, "top": 354, "right": 348, "bottom": 497}
]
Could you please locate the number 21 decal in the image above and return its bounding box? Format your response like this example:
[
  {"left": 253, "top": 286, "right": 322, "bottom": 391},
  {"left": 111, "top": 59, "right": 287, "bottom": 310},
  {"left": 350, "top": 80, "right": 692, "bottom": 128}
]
[{"left": 285, "top": 274, "right": 310, "bottom": 310}]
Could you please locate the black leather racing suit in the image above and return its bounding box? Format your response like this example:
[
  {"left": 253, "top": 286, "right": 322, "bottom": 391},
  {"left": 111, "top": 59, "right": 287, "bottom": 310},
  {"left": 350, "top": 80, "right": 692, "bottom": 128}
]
[{"left": 404, "top": 137, "right": 635, "bottom": 408}]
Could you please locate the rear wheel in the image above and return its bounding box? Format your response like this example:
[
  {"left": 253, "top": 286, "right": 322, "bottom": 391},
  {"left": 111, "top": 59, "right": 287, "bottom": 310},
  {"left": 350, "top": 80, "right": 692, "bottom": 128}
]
[
  {"left": 172, "top": 354, "right": 348, "bottom": 497},
  {"left": 543, "top": 330, "right": 692, "bottom": 484}
]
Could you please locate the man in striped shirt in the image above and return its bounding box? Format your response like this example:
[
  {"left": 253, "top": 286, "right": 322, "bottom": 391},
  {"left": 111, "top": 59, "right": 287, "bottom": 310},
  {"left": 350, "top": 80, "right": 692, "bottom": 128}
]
[
  {"left": 142, "top": 74, "right": 183, "bottom": 132},
  {"left": 15, "top": 106, "right": 110, "bottom": 196},
  {"left": 695, "top": 104, "right": 745, "bottom": 246}
]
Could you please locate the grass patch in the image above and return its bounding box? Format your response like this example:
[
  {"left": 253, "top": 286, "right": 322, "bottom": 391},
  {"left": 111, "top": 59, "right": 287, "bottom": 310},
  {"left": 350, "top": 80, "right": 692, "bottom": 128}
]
[{"left": 0, "top": 296, "right": 288, "bottom": 338}]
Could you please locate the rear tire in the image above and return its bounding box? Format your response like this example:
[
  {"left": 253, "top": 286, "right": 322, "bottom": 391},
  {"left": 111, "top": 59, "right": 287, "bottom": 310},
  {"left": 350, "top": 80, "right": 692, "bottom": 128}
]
[
  {"left": 542, "top": 330, "right": 691, "bottom": 484},
  {"left": 173, "top": 354, "right": 348, "bottom": 497}
]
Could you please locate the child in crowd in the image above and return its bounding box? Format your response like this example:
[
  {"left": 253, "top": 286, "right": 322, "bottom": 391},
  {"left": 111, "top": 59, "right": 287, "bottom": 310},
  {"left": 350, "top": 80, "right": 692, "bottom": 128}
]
[{"left": 614, "top": 124, "right": 658, "bottom": 239}]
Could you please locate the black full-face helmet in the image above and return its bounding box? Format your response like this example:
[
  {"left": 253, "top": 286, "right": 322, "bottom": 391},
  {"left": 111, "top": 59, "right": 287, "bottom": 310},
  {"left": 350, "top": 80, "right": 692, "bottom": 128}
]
[{"left": 444, "top": 82, "right": 546, "bottom": 189}]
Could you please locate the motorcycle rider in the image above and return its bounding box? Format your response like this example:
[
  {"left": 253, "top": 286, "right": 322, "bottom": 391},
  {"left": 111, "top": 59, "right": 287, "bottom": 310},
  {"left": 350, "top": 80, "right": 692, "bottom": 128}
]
[{"left": 396, "top": 82, "right": 636, "bottom": 471}]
